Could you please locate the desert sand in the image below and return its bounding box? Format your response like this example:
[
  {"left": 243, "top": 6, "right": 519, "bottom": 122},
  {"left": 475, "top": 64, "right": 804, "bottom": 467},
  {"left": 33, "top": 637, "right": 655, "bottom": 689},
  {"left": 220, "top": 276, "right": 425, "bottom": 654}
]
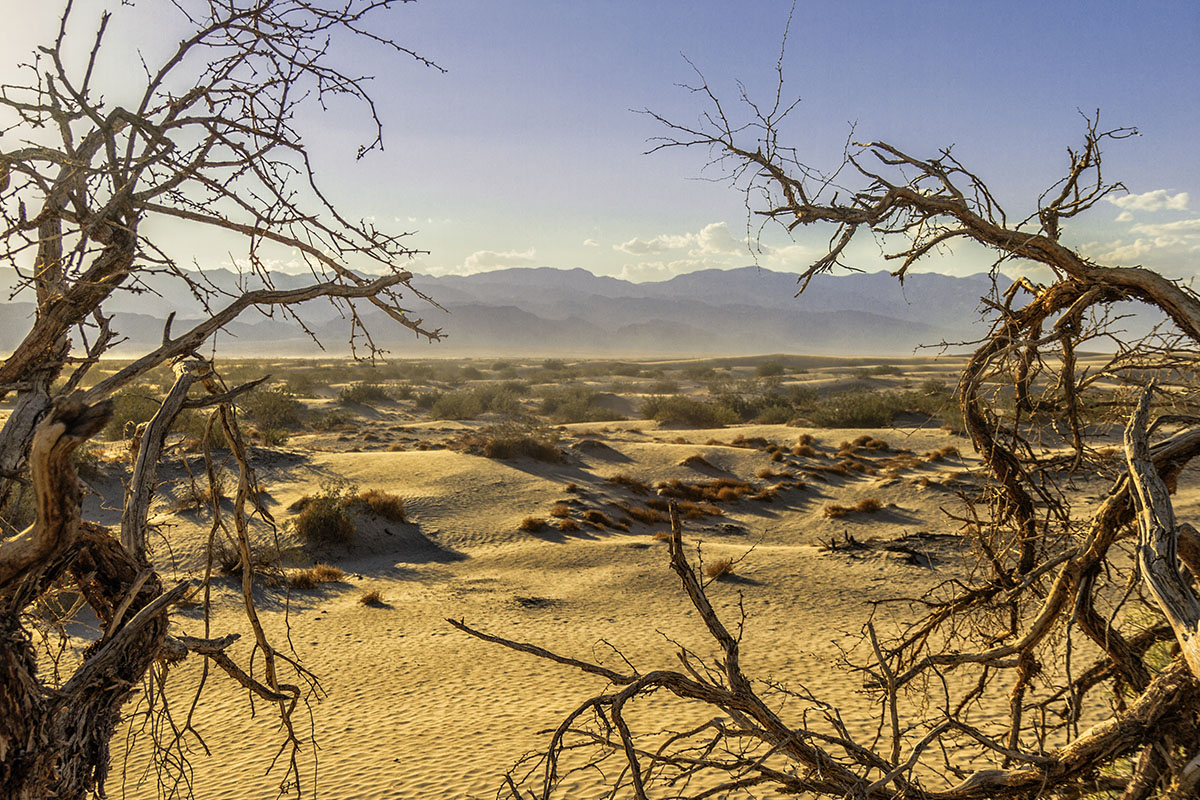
[{"left": 8, "top": 353, "right": 1148, "bottom": 799}]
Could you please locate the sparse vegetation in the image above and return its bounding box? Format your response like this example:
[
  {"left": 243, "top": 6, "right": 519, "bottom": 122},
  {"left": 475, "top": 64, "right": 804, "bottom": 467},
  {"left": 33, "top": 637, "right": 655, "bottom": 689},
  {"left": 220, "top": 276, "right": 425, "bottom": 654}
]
[
  {"left": 641, "top": 395, "right": 739, "bottom": 428},
  {"left": 292, "top": 480, "right": 359, "bottom": 545},
  {"left": 338, "top": 382, "right": 392, "bottom": 406},
  {"left": 518, "top": 517, "right": 547, "bottom": 532},
  {"left": 703, "top": 556, "right": 735, "bottom": 580},
  {"left": 455, "top": 424, "right": 562, "bottom": 462}
]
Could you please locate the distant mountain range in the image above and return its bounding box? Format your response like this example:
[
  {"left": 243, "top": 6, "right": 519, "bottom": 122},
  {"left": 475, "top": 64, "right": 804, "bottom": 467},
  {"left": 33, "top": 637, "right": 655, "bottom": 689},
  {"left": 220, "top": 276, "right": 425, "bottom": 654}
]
[{"left": 1, "top": 265, "right": 1011, "bottom": 357}]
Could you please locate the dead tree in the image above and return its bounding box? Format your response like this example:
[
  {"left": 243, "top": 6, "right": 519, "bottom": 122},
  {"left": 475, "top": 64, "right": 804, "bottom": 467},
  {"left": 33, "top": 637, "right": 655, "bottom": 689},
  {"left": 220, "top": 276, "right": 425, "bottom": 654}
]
[
  {"left": 455, "top": 73, "right": 1200, "bottom": 798},
  {"left": 0, "top": 2, "right": 440, "bottom": 798}
]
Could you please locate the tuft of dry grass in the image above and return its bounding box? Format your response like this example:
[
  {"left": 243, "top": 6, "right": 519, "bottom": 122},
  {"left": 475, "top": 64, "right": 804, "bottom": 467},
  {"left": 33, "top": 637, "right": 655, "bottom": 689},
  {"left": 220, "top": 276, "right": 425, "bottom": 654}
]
[
  {"left": 792, "top": 444, "right": 818, "bottom": 458},
  {"left": 756, "top": 467, "right": 792, "bottom": 480},
  {"left": 796, "top": 433, "right": 814, "bottom": 446},
  {"left": 549, "top": 502, "right": 572, "bottom": 518},
  {"left": 287, "top": 563, "right": 344, "bottom": 590},
  {"left": 357, "top": 488, "right": 406, "bottom": 522},
  {"left": 583, "top": 509, "right": 613, "bottom": 528},
  {"left": 359, "top": 589, "right": 385, "bottom": 606},
  {"left": 518, "top": 516, "right": 547, "bottom": 532},
  {"left": 823, "top": 504, "right": 851, "bottom": 518},
  {"left": 652, "top": 530, "right": 673, "bottom": 541},
  {"left": 854, "top": 497, "right": 883, "bottom": 513},
  {"left": 606, "top": 473, "right": 652, "bottom": 494},
  {"left": 622, "top": 505, "right": 666, "bottom": 525},
  {"left": 704, "top": 557, "right": 735, "bottom": 580},
  {"left": 565, "top": 482, "right": 581, "bottom": 493},
  {"left": 679, "top": 453, "right": 717, "bottom": 470},
  {"left": 557, "top": 518, "right": 581, "bottom": 532}
]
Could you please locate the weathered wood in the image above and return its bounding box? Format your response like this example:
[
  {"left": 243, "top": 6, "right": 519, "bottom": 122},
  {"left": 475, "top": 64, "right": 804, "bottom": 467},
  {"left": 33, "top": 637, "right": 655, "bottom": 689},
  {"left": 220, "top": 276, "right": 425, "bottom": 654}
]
[{"left": 1125, "top": 386, "right": 1200, "bottom": 680}]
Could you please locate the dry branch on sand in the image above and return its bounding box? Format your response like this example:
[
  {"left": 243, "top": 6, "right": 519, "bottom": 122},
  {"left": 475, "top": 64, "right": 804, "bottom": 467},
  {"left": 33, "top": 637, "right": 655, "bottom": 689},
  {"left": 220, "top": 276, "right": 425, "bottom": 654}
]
[
  {"left": 0, "top": 2, "right": 440, "bottom": 797},
  {"left": 451, "top": 67, "right": 1200, "bottom": 800}
]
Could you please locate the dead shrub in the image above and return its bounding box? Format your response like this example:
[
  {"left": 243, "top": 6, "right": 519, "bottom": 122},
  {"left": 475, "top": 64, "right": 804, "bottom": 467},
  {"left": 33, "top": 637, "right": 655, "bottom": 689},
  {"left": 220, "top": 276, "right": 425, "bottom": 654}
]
[
  {"left": 704, "top": 557, "right": 735, "bottom": 580},
  {"left": 854, "top": 497, "right": 883, "bottom": 513},
  {"left": 557, "top": 518, "right": 581, "bottom": 532},
  {"left": 359, "top": 590, "right": 385, "bottom": 606},
  {"left": 357, "top": 488, "right": 406, "bottom": 521},
  {"left": 793, "top": 444, "right": 818, "bottom": 458},
  {"left": 519, "top": 517, "right": 547, "bottom": 532},
  {"left": 680, "top": 453, "right": 716, "bottom": 470},
  {"left": 549, "top": 503, "right": 572, "bottom": 518},
  {"left": 287, "top": 563, "right": 344, "bottom": 590},
  {"left": 796, "top": 433, "right": 814, "bottom": 446},
  {"left": 652, "top": 530, "right": 672, "bottom": 541},
  {"left": 583, "top": 509, "right": 612, "bottom": 528},
  {"left": 823, "top": 504, "right": 852, "bottom": 518},
  {"left": 623, "top": 505, "right": 666, "bottom": 525},
  {"left": 607, "top": 473, "right": 652, "bottom": 494}
]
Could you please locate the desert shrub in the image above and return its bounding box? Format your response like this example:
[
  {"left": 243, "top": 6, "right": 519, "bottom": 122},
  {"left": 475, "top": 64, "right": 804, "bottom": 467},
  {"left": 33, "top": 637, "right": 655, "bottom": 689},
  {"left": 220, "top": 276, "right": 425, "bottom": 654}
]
[
  {"left": 753, "top": 404, "right": 794, "bottom": 424},
  {"left": 414, "top": 390, "right": 442, "bottom": 410},
  {"left": 682, "top": 365, "right": 716, "bottom": 380},
  {"left": 622, "top": 505, "right": 666, "bottom": 525},
  {"left": 704, "top": 557, "right": 735, "bottom": 579},
  {"left": 583, "top": 509, "right": 613, "bottom": 528},
  {"left": 431, "top": 385, "right": 522, "bottom": 420},
  {"left": 455, "top": 423, "right": 561, "bottom": 462},
  {"left": 803, "top": 389, "right": 918, "bottom": 428},
  {"left": 338, "top": 382, "right": 392, "bottom": 406},
  {"left": 518, "top": 516, "right": 547, "bottom": 532},
  {"left": 287, "top": 563, "right": 344, "bottom": 590},
  {"left": 641, "top": 396, "right": 739, "bottom": 428},
  {"left": 539, "top": 386, "right": 621, "bottom": 423},
  {"left": 606, "top": 474, "right": 652, "bottom": 494},
  {"left": 239, "top": 386, "right": 303, "bottom": 428},
  {"left": 292, "top": 480, "right": 358, "bottom": 545},
  {"left": 655, "top": 477, "right": 754, "bottom": 503},
  {"left": 856, "top": 364, "right": 904, "bottom": 377},
  {"left": 102, "top": 387, "right": 161, "bottom": 440},
  {"left": 356, "top": 488, "right": 406, "bottom": 521},
  {"left": 855, "top": 497, "right": 883, "bottom": 513},
  {"left": 557, "top": 518, "right": 581, "bottom": 532},
  {"left": 311, "top": 409, "right": 355, "bottom": 431},
  {"left": 549, "top": 503, "right": 572, "bottom": 518},
  {"left": 359, "top": 590, "right": 386, "bottom": 606},
  {"left": 755, "top": 360, "right": 785, "bottom": 377},
  {"left": 646, "top": 379, "right": 680, "bottom": 394},
  {"left": 461, "top": 365, "right": 484, "bottom": 380}
]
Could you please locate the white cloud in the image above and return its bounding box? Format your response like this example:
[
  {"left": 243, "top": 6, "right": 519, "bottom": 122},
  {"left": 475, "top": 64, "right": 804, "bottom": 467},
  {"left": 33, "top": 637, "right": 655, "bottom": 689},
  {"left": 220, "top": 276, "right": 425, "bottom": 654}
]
[
  {"left": 1129, "top": 217, "right": 1200, "bottom": 237},
  {"left": 1115, "top": 211, "right": 1133, "bottom": 223},
  {"left": 1107, "top": 189, "right": 1190, "bottom": 213},
  {"left": 461, "top": 248, "right": 537, "bottom": 271},
  {"left": 613, "top": 221, "right": 756, "bottom": 260},
  {"left": 582, "top": 238, "right": 599, "bottom": 247}
]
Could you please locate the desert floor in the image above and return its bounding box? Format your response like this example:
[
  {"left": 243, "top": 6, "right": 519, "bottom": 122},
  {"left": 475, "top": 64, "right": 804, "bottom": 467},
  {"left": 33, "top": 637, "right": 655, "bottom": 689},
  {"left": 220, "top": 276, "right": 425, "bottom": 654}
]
[{"left": 5, "top": 353, "right": 1149, "bottom": 799}]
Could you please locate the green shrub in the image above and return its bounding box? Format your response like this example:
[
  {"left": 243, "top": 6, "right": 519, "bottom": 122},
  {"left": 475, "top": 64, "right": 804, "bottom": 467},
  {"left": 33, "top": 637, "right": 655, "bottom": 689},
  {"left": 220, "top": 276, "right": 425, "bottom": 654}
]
[
  {"left": 312, "top": 409, "right": 355, "bottom": 431},
  {"left": 753, "top": 405, "right": 794, "bottom": 424},
  {"left": 539, "top": 386, "right": 622, "bottom": 423},
  {"left": 102, "top": 387, "right": 161, "bottom": 440},
  {"left": 430, "top": 385, "right": 523, "bottom": 420},
  {"left": 338, "top": 382, "right": 391, "bottom": 406},
  {"left": 292, "top": 479, "right": 357, "bottom": 545},
  {"left": 804, "top": 389, "right": 914, "bottom": 428},
  {"left": 240, "top": 386, "right": 303, "bottom": 428},
  {"left": 641, "top": 396, "right": 739, "bottom": 428},
  {"left": 414, "top": 390, "right": 442, "bottom": 410},
  {"left": 646, "top": 379, "right": 680, "bottom": 394},
  {"left": 755, "top": 360, "right": 785, "bottom": 377}
]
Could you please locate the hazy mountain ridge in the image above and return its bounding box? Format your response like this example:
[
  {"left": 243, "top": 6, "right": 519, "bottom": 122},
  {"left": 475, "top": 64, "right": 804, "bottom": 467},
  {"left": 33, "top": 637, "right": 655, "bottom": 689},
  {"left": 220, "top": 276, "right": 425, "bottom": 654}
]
[{"left": 0, "top": 266, "right": 1005, "bottom": 357}]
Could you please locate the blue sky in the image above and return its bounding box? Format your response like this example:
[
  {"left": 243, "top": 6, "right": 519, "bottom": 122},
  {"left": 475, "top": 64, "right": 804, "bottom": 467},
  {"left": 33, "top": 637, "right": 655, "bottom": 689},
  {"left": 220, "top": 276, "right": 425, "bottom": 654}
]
[{"left": 5, "top": 1, "right": 1199, "bottom": 282}]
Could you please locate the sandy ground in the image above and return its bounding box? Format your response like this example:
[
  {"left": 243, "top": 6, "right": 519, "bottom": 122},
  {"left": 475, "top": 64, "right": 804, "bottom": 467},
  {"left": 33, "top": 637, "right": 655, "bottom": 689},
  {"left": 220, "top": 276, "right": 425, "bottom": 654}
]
[{"left": 3, "top": 353, "right": 1146, "bottom": 799}]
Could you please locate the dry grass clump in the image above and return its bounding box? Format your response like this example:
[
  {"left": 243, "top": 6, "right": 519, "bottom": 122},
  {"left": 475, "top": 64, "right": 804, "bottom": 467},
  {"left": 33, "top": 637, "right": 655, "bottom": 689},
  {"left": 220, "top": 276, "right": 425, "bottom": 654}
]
[
  {"left": 753, "top": 486, "right": 779, "bottom": 502},
  {"left": 652, "top": 530, "right": 673, "bottom": 542},
  {"left": 703, "top": 557, "right": 735, "bottom": 580},
  {"left": 644, "top": 497, "right": 724, "bottom": 520},
  {"left": 549, "top": 502, "right": 572, "bottom": 518},
  {"left": 583, "top": 509, "right": 613, "bottom": 528},
  {"left": 620, "top": 504, "right": 667, "bottom": 525},
  {"left": 679, "top": 453, "right": 717, "bottom": 470},
  {"left": 359, "top": 589, "right": 386, "bottom": 606},
  {"left": 730, "top": 435, "right": 770, "bottom": 450},
  {"left": 356, "top": 488, "right": 406, "bottom": 521},
  {"left": 287, "top": 563, "right": 344, "bottom": 590},
  {"left": 519, "top": 516, "right": 548, "bottom": 532},
  {"left": 606, "top": 473, "right": 652, "bottom": 495},
  {"left": 923, "top": 445, "right": 961, "bottom": 462},
  {"left": 755, "top": 467, "right": 792, "bottom": 480},
  {"left": 796, "top": 433, "right": 814, "bottom": 446},
  {"left": 655, "top": 477, "right": 754, "bottom": 504},
  {"left": 565, "top": 482, "right": 581, "bottom": 493},
  {"left": 824, "top": 497, "right": 884, "bottom": 518},
  {"left": 557, "top": 518, "right": 581, "bottom": 532},
  {"left": 456, "top": 424, "right": 561, "bottom": 462},
  {"left": 793, "top": 443, "right": 819, "bottom": 458}
]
